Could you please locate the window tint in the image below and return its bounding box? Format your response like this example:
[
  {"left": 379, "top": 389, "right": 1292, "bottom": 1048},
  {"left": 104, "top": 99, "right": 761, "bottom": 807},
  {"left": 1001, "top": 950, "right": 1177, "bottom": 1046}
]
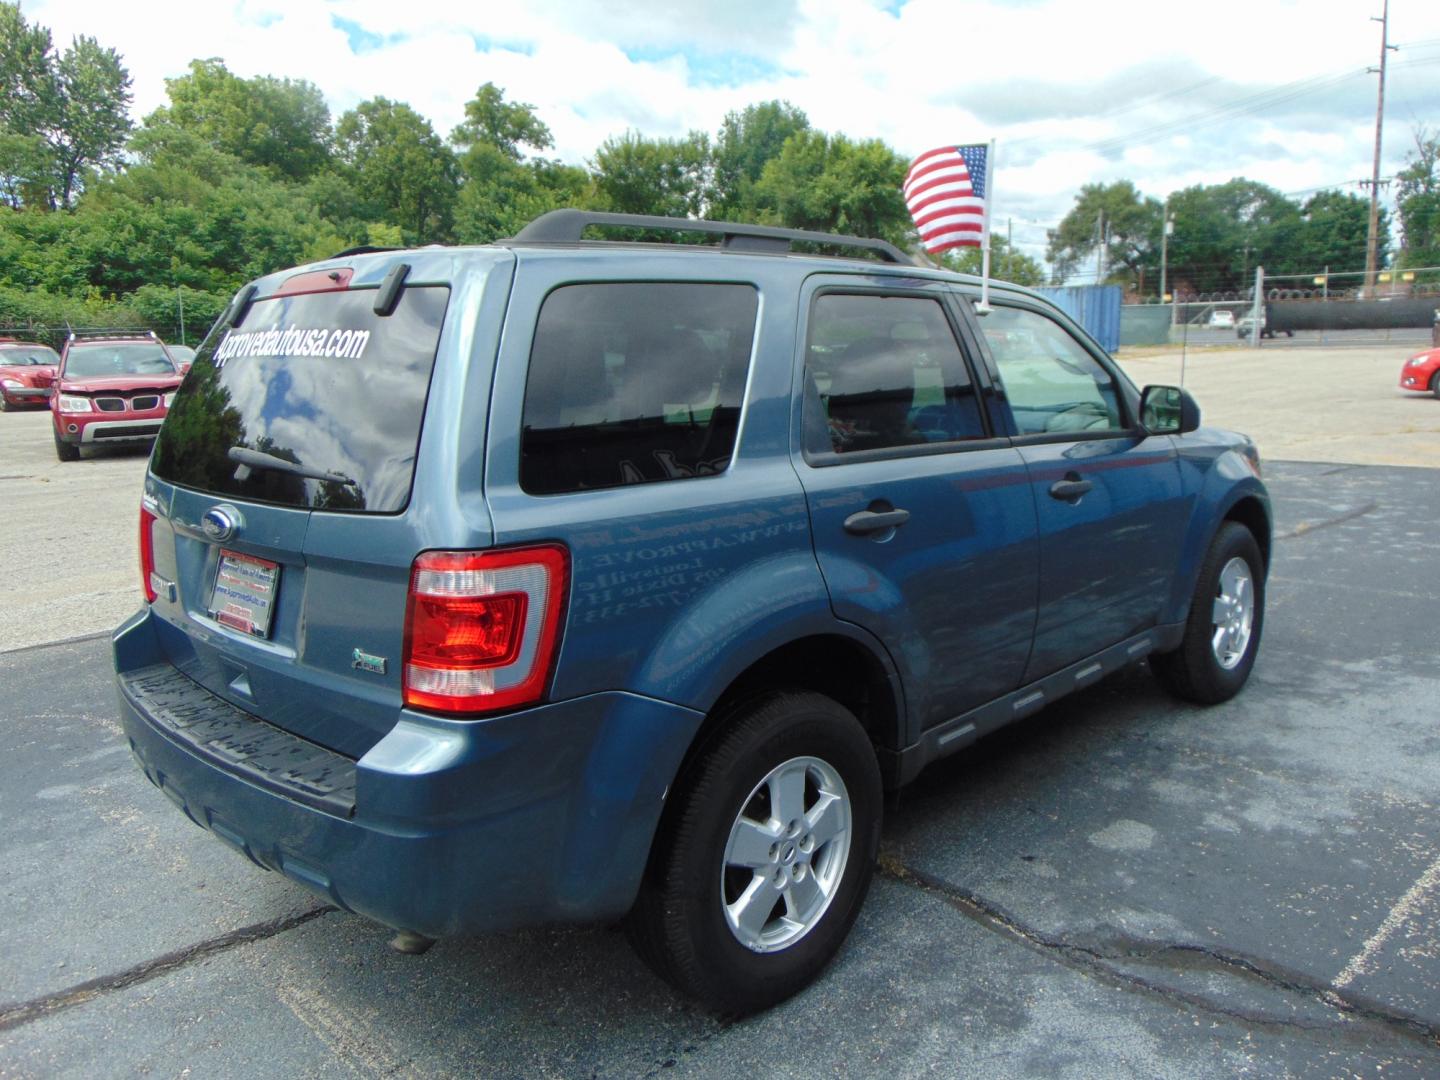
[
  {"left": 804, "top": 294, "right": 986, "bottom": 456},
  {"left": 151, "top": 285, "right": 449, "bottom": 513},
  {"left": 981, "top": 306, "right": 1123, "bottom": 435},
  {"left": 520, "top": 283, "right": 757, "bottom": 495}
]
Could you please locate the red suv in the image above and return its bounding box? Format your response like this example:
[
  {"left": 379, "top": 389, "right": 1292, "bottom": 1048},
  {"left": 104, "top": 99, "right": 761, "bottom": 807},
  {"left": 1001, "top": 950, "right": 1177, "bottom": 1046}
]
[
  {"left": 51, "top": 331, "right": 184, "bottom": 461},
  {"left": 0, "top": 339, "right": 61, "bottom": 410}
]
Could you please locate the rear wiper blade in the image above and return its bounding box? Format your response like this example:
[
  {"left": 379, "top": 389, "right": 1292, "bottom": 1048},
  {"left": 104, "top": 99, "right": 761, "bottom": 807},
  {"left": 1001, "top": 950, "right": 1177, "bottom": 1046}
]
[{"left": 228, "top": 446, "right": 357, "bottom": 486}]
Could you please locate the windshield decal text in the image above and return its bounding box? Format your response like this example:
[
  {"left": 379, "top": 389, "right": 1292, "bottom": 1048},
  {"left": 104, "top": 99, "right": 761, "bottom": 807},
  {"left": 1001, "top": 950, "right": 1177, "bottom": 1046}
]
[{"left": 214, "top": 325, "right": 372, "bottom": 368}]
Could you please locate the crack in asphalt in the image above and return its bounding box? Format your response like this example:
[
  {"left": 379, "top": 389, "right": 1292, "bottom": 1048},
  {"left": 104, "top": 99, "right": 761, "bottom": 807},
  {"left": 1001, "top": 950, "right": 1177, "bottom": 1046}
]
[
  {"left": 877, "top": 855, "right": 1440, "bottom": 1051},
  {"left": 1274, "top": 501, "right": 1379, "bottom": 540},
  {"left": 0, "top": 906, "right": 335, "bottom": 1032}
]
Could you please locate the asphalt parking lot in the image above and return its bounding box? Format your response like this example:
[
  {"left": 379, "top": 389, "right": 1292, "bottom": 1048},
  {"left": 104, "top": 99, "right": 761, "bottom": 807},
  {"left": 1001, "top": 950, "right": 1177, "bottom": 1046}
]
[{"left": 2, "top": 343, "right": 1438, "bottom": 1076}]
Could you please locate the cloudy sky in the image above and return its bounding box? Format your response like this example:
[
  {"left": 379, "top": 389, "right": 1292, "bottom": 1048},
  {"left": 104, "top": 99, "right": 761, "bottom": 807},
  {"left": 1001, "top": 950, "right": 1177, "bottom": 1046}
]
[{"left": 25, "top": 0, "right": 1440, "bottom": 265}]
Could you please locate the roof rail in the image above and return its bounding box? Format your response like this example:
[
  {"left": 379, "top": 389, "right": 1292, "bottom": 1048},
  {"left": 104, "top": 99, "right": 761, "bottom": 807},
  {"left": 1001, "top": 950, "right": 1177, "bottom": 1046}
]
[{"left": 510, "top": 210, "right": 916, "bottom": 266}]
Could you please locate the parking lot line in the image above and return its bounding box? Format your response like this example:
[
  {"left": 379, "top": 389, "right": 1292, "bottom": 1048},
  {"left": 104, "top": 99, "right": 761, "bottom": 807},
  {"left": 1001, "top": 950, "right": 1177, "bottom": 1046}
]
[{"left": 1332, "top": 853, "right": 1440, "bottom": 991}]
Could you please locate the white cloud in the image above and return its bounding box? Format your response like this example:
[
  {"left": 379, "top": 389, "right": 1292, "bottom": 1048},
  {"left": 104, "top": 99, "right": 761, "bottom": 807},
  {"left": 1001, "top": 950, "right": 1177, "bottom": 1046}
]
[{"left": 21, "top": 0, "right": 1440, "bottom": 261}]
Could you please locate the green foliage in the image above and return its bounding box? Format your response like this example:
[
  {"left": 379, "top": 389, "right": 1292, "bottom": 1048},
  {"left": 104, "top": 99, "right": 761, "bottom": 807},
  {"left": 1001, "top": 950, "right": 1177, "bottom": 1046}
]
[
  {"left": 0, "top": 3, "right": 131, "bottom": 207},
  {"left": 591, "top": 130, "right": 711, "bottom": 218},
  {"left": 449, "top": 84, "right": 591, "bottom": 244},
  {"left": 0, "top": 282, "right": 228, "bottom": 345},
  {"left": 450, "top": 82, "right": 553, "bottom": 162},
  {"left": 144, "top": 59, "right": 331, "bottom": 182},
  {"left": 752, "top": 131, "right": 911, "bottom": 247},
  {"left": 1396, "top": 127, "right": 1440, "bottom": 276},
  {"left": 710, "top": 100, "right": 810, "bottom": 220},
  {"left": 336, "top": 97, "right": 457, "bottom": 244},
  {"left": 940, "top": 235, "right": 1046, "bottom": 287},
  {"left": 1294, "top": 190, "right": 1383, "bottom": 275},
  {"left": 1046, "top": 181, "right": 1162, "bottom": 286},
  {"left": 1164, "top": 179, "right": 1305, "bottom": 292}
]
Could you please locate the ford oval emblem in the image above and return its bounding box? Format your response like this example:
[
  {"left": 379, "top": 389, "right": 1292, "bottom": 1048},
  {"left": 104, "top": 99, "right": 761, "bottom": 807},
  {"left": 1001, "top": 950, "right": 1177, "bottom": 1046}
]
[{"left": 202, "top": 506, "right": 240, "bottom": 542}]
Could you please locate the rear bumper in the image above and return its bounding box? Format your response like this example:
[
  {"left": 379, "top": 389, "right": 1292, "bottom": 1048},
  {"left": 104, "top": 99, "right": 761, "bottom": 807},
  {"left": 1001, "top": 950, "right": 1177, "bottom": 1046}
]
[{"left": 113, "top": 609, "right": 704, "bottom": 937}]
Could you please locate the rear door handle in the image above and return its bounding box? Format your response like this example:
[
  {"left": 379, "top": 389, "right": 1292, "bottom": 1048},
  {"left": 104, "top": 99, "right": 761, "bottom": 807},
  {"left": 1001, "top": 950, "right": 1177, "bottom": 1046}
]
[
  {"left": 1049, "top": 476, "right": 1093, "bottom": 502},
  {"left": 843, "top": 508, "right": 911, "bottom": 535}
]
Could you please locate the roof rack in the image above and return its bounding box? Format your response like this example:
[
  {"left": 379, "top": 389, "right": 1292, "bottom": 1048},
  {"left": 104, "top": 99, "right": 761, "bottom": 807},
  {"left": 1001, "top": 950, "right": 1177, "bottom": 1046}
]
[
  {"left": 66, "top": 328, "right": 158, "bottom": 341},
  {"left": 510, "top": 210, "right": 915, "bottom": 266}
]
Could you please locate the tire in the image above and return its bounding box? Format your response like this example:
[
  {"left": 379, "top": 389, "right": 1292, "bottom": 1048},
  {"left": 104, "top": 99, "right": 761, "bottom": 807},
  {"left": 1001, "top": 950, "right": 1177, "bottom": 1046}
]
[
  {"left": 1431, "top": 371, "right": 1440, "bottom": 400},
  {"left": 54, "top": 431, "right": 80, "bottom": 462},
  {"left": 1152, "top": 522, "right": 1265, "bottom": 704},
  {"left": 627, "top": 691, "right": 882, "bottom": 1015}
]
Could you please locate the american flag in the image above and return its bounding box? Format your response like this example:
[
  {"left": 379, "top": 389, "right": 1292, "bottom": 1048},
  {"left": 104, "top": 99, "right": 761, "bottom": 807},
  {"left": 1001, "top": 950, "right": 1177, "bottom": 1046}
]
[{"left": 904, "top": 144, "right": 988, "bottom": 254}]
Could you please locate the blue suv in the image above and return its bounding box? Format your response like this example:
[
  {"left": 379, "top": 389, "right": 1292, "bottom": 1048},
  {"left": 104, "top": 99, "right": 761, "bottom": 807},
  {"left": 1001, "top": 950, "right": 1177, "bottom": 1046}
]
[{"left": 114, "top": 211, "right": 1269, "bottom": 1013}]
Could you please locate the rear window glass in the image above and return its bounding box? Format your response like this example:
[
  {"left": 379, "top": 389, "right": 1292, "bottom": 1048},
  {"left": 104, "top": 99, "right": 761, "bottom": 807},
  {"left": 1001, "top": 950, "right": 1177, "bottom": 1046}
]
[
  {"left": 1, "top": 346, "right": 59, "bottom": 366},
  {"left": 151, "top": 285, "right": 449, "bottom": 513},
  {"left": 520, "top": 283, "right": 757, "bottom": 495}
]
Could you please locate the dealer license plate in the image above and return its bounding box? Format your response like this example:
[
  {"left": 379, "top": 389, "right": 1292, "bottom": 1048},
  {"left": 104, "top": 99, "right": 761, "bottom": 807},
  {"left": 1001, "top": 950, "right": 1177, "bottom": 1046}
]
[{"left": 209, "top": 550, "right": 280, "bottom": 638}]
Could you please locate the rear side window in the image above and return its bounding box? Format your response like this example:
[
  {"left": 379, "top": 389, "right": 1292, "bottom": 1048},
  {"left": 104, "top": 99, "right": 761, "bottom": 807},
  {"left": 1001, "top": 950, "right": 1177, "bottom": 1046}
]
[
  {"left": 520, "top": 283, "right": 757, "bottom": 495},
  {"left": 151, "top": 285, "right": 449, "bottom": 513},
  {"left": 804, "top": 293, "right": 987, "bottom": 456}
]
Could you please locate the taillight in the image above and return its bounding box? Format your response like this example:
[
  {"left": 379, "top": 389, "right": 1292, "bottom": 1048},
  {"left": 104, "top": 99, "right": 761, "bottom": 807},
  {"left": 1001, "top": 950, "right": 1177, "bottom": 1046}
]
[
  {"left": 139, "top": 505, "right": 157, "bottom": 603},
  {"left": 403, "top": 545, "right": 569, "bottom": 715}
]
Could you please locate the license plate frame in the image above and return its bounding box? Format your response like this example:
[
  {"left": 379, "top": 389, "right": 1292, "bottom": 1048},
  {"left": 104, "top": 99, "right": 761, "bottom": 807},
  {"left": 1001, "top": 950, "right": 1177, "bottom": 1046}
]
[{"left": 209, "top": 550, "right": 281, "bottom": 639}]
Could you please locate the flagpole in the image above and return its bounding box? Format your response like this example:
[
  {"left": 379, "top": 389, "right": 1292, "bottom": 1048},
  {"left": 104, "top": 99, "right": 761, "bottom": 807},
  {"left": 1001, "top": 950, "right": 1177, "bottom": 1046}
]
[{"left": 976, "top": 138, "right": 995, "bottom": 315}]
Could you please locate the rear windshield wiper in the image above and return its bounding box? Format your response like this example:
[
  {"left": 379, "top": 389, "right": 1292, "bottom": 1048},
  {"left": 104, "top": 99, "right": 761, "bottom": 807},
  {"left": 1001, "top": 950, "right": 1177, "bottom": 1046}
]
[{"left": 228, "top": 446, "right": 357, "bottom": 486}]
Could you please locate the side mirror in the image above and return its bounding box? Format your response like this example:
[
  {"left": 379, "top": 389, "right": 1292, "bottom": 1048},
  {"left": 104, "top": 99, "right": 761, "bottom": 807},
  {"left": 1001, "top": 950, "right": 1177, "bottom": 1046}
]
[{"left": 1140, "top": 384, "right": 1201, "bottom": 435}]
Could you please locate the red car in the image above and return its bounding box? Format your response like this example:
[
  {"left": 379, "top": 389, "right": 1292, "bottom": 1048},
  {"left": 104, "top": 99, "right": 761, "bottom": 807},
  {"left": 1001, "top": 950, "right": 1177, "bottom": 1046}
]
[
  {"left": 0, "top": 339, "right": 61, "bottom": 410},
  {"left": 51, "top": 331, "right": 184, "bottom": 461},
  {"left": 1399, "top": 346, "right": 1440, "bottom": 398}
]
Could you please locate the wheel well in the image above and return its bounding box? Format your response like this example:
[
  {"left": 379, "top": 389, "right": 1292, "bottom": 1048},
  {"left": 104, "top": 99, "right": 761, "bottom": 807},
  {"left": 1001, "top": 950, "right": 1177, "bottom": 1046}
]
[
  {"left": 1224, "top": 496, "right": 1271, "bottom": 569},
  {"left": 685, "top": 635, "right": 901, "bottom": 769}
]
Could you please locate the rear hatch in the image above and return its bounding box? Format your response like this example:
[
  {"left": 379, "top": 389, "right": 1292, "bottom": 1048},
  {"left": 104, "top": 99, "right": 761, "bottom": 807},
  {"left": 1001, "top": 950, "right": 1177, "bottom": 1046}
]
[{"left": 143, "top": 265, "right": 455, "bottom": 758}]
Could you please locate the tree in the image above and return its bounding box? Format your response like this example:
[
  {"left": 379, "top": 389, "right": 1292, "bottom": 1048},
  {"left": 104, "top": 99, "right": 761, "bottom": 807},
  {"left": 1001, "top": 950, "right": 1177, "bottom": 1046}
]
[
  {"left": 1395, "top": 127, "right": 1440, "bottom": 274},
  {"left": 752, "top": 131, "right": 911, "bottom": 246},
  {"left": 0, "top": 4, "right": 131, "bottom": 208},
  {"left": 448, "top": 83, "right": 589, "bottom": 244},
  {"left": 710, "top": 100, "right": 810, "bottom": 220},
  {"left": 335, "top": 98, "right": 457, "bottom": 244},
  {"left": 1293, "top": 190, "right": 1384, "bottom": 276},
  {"left": 0, "top": 2, "right": 51, "bottom": 137},
  {"left": 1165, "top": 179, "right": 1303, "bottom": 293},
  {"left": 1046, "top": 181, "right": 1161, "bottom": 289},
  {"left": 144, "top": 59, "right": 331, "bottom": 182},
  {"left": 590, "top": 130, "right": 711, "bottom": 219},
  {"left": 449, "top": 82, "right": 553, "bottom": 162},
  {"left": 939, "top": 235, "right": 1046, "bottom": 287},
  {"left": 49, "top": 35, "right": 133, "bottom": 206}
]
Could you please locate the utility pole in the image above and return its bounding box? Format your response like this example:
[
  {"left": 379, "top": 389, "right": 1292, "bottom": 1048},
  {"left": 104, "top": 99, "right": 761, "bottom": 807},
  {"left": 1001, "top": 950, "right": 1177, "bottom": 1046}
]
[
  {"left": 1364, "top": 0, "right": 1398, "bottom": 298},
  {"left": 1159, "top": 199, "right": 1169, "bottom": 302}
]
